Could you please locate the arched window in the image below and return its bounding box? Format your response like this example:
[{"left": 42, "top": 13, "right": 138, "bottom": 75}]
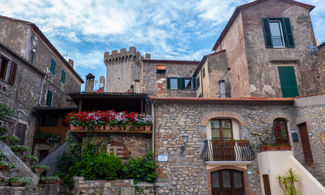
[
  {"left": 211, "top": 119, "right": 233, "bottom": 140},
  {"left": 273, "top": 118, "right": 289, "bottom": 144}
]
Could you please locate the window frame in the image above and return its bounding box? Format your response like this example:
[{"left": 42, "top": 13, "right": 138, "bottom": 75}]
[
  {"left": 0, "top": 55, "right": 17, "bottom": 85},
  {"left": 211, "top": 119, "right": 233, "bottom": 140},
  {"left": 269, "top": 20, "right": 285, "bottom": 48},
  {"left": 273, "top": 118, "right": 289, "bottom": 144}
]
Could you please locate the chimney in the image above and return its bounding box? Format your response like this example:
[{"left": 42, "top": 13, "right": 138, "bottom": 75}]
[
  {"left": 145, "top": 53, "right": 151, "bottom": 59},
  {"left": 68, "top": 58, "right": 74, "bottom": 68},
  {"left": 85, "top": 73, "right": 95, "bottom": 92}
]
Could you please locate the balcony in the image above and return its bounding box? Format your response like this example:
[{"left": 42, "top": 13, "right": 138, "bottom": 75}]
[{"left": 202, "top": 140, "right": 255, "bottom": 163}]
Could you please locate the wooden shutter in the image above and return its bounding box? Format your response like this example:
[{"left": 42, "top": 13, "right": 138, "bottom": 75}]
[
  {"left": 16, "top": 123, "right": 26, "bottom": 145},
  {"left": 46, "top": 90, "right": 52, "bottom": 106},
  {"left": 278, "top": 66, "right": 299, "bottom": 98},
  {"left": 9, "top": 62, "right": 17, "bottom": 85},
  {"left": 167, "top": 78, "right": 171, "bottom": 89},
  {"left": 61, "top": 70, "right": 66, "bottom": 83},
  {"left": 50, "top": 59, "right": 56, "bottom": 74},
  {"left": 262, "top": 18, "right": 273, "bottom": 48},
  {"left": 178, "top": 78, "right": 185, "bottom": 89},
  {"left": 281, "top": 18, "right": 294, "bottom": 48},
  {"left": 192, "top": 78, "right": 196, "bottom": 89},
  {"left": 196, "top": 77, "right": 200, "bottom": 87}
]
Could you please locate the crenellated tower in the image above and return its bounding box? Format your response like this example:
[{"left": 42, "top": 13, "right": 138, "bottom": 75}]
[{"left": 104, "top": 47, "right": 141, "bottom": 92}]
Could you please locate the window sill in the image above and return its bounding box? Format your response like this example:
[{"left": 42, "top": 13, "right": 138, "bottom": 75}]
[{"left": 205, "top": 161, "right": 253, "bottom": 166}]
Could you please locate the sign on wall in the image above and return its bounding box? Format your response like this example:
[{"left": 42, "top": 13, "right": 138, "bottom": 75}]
[{"left": 106, "top": 142, "right": 130, "bottom": 159}]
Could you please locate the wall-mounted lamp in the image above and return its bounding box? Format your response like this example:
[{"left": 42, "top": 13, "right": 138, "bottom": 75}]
[{"left": 180, "top": 132, "right": 189, "bottom": 154}]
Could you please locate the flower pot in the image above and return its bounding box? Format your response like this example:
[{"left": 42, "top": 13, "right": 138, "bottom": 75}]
[
  {"left": 278, "top": 145, "right": 291, "bottom": 151},
  {"left": 70, "top": 125, "right": 80, "bottom": 131},
  {"left": 44, "top": 180, "right": 59, "bottom": 184},
  {"left": 260, "top": 145, "right": 279, "bottom": 151},
  {"left": 145, "top": 126, "right": 151, "bottom": 131},
  {"left": 94, "top": 126, "right": 104, "bottom": 132},
  {"left": 0, "top": 165, "right": 8, "bottom": 170},
  {"left": 124, "top": 125, "right": 132, "bottom": 132},
  {"left": 10, "top": 181, "right": 24, "bottom": 186},
  {"left": 236, "top": 140, "right": 249, "bottom": 146},
  {"left": 33, "top": 168, "right": 46, "bottom": 173},
  {"left": 133, "top": 126, "right": 145, "bottom": 131},
  {"left": 110, "top": 125, "right": 120, "bottom": 131}
]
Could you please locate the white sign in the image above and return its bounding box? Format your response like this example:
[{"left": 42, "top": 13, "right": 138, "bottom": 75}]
[{"left": 157, "top": 155, "right": 168, "bottom": 162}]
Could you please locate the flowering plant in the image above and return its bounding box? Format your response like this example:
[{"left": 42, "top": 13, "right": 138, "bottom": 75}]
[{"left": 65, "top": 110, "right": 152, "bottom": 131}]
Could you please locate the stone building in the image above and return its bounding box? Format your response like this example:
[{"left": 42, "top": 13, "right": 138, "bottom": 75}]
[
  {"left": 99, "top": 0, "right": 325, "bottom": 194},
  {"left": 0, "top": 15, "right": 83, "bottom": 150}
]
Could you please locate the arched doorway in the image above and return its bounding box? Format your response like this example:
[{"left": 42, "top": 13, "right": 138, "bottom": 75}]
[{"left": 211, "top": 169, "right": 245, "bottom": 195}]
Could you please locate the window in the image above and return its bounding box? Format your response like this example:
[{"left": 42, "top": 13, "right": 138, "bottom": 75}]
[
  {"left": 0, "top": 55, "right": 17, "bottom": 85},
  {"left": 196, "top": 77, "right": 200, "bottom": 88},
  {"left": 50, "top": 59, "right": 56, "bottom": 74},
  {"left": 167, "top": 78, "right": 197, "bottom": 90},
  {"left": 202, "top": 68, "right": 206, "bottom": 78},
  {"left": 262, "top": 18, "right": 294, "bottom": 48},
  {"left": 219, "top": 80, "right": 226, "bottom": 98},
  {"left": 278, "top": 66, "right": 299, "bottom": 97},
  {"left": 211, "top": 170, "right": 244, "bottom": 194},
  {"left": 273, "top": 118, "right": 289, "bottom": 144},
  {"left": 211, "top": 119, "right": 232, "bottom": 140},
  {"left": 61, "top": 70, "right": 66, "bottom": 83},
  {"left": 46, "top": 90, "right": 52, "bottom": 106}
]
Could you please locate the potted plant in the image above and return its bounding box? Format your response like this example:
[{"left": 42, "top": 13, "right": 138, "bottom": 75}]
[
  {"left": 22, "top": 153, "right": 39, "bottom": 163},
  {"left": 9, "top": 177, "right": 32, "bottom": 186},
  {"left": 277, "top": 168, "right": 299, "bottom": 195},
  {"left": 10, "top": 145, "right": 28, "bottom": 154},
  {"left": 236, "top": 140, "right": 249, "bottom": 146},
  {"left": 34, "top": 131, "right": 61, "bottom": 144},
  {"left": 278, "top": 144, "right": 291, "bottom": 151},
  {"left": 0, "top": 135, "right": 20, "bottom": 145},
  {"left": 259, "top": 144, "right": 279, "bottom": 151},
  {"left": 40, "top": 176, "right": 61, "bottom": 184},
  {"left": 0, "top": 126, "right": 9, "bottom": 136},
  {"left": 32, "top": 164, "right": 49, "bottom": 173},
  {"left": 0, "top": 151, "right": 8, "bottom": 161},
  {"left": 0, "top": 176, "right": 7, "bottom": 186},
  {"left": 0, "top": 162, "right": 17, "bottom": 170}
]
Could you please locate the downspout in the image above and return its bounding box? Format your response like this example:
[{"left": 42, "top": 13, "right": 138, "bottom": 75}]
[
  {"left": 151, "top": 100, "right": 157, "bottom": 195},
  {"left": 38, "top": 77, "right": 44, "bottom": 105}
]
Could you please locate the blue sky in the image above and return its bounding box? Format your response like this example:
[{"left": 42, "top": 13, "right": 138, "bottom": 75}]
[{"left": 0, "top": 0, "right": 324, "bottom": 90}]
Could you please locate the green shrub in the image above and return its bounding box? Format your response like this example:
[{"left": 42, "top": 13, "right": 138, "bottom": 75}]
[
  {"left": 68, "top": 142, "right": 122, "bottom": 180},
  {"left": 0, "top": 151, "right": 8, "bottom": 161},
  {"left": 122, "top": 151, "right": 158, "bottom": 183},
  {"left": 40, "top": 176, "right": 60, "bottom": 183},
  {"left": 0, "top": 103, "right": 14, "bottom": 120}
]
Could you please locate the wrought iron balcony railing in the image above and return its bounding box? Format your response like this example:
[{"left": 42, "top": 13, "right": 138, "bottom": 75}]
[{"left": 202, "top": 140, "right": 255, "bottom": 162}]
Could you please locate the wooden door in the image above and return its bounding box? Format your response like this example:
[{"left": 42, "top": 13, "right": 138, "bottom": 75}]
[
  {"left": 16, "top": 123, "right": 26, "bottom": 145},
  {"left": 211, "top": 169, "right": 245, "bottom": 195},
  {"left": 263, "top": 174, "right": 271, "bottom": 195},
  {"left": 298, "top": 123, "right": 313, "bottom": 166}
]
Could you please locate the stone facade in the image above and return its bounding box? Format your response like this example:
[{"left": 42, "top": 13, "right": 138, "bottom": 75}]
[
  {"left": 141, "top": 60, "right": 199, "bottom": 97},
  {"left": 104, "top": 47, "right": 141, "bottom": 93},
  {"left": 73, "top": 178, "right": 155, "bottom": 195},
  {"left": 0, "top": 15, "right": 83, "bottom": 150},
  {"left": 0, "top": 43, "right": 43, "bottom": 150},
  {"left": 152, "top": 100, "right": 298, "bottom": 194}
]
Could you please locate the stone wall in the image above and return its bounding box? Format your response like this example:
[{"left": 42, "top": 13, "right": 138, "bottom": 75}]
[
  {"left": 0, "top": 45, "right": 42, "bottom": 150},
  {"left": 294, "top": 94, "right": 325, "bottom": 185},
  {"left": 73, "top": 178, "right": 155, "bottom": 195},
  {"left": 153, "top": 100, "right": 298, "bottom": 194},
  {"left": 142, "top": 60, "right": 198, "bottom": 97}
]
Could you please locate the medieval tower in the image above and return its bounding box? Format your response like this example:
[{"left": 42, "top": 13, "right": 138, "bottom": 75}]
[{"left": 104, "top": 47, "right": 141, "bottom": 92}]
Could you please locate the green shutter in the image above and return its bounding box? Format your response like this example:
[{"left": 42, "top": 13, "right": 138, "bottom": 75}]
[
  {"left": 167, "top": 78, "right": 171, "bottom": 89},
  {"left": 278, "top": 66, "right": 299, "bottom": 98},
  {"left": 61, "top": 70, "right": 66, "bottom": 83},
  {"left": 192, "top": 78, "right": 196, "bottom": 89},
  {"left": 178, "top": 78, "right": 184, "bottom": 90},
  {"left": 262, "top": 18, "right": 273, "bottom": 48},
  {"left": 281, "top": 18, "right": 295, "bottom": 48},
  {"left": 196, "top": 77, "right": 200, "bottom": 87},
  {"left": 46, "top": 90, "right": 52, "bottom": 106},
  {"left": 50, "top": 59, "right": 56, "bottom": 74}
]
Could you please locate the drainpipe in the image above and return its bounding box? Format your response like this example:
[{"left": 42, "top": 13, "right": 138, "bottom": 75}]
[
  {"left": 151, "top": 100, "right": 157, "bottom": 195},
  {"left": 38, "top": 77, "right": 44, "bottom": 105}
]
